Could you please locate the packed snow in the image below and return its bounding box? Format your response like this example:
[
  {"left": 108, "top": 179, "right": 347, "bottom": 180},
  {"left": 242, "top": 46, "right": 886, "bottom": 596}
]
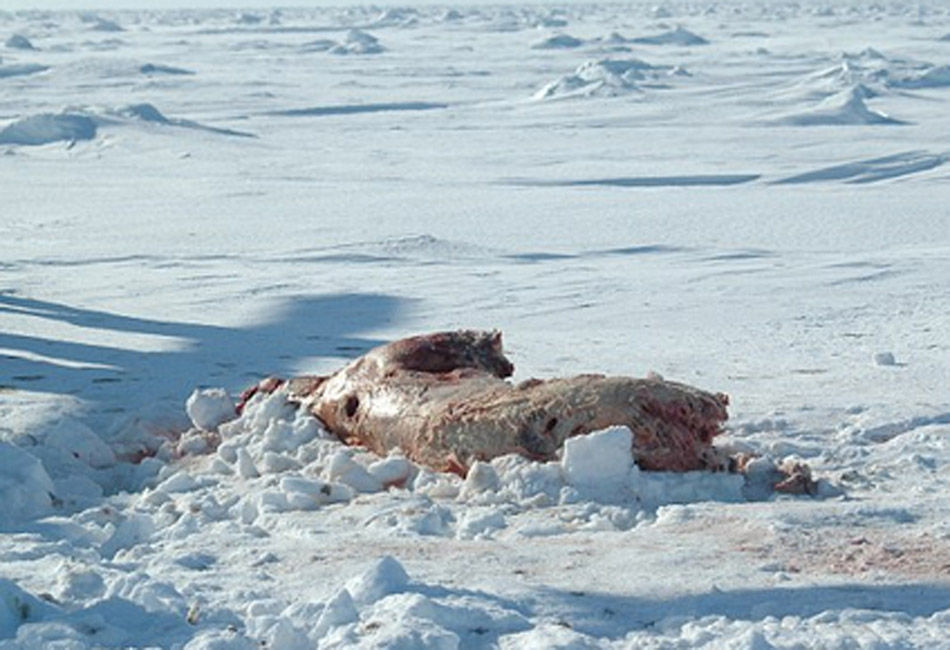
[{"left": 2, "top": 1, "right": 950, "bottom": 648}]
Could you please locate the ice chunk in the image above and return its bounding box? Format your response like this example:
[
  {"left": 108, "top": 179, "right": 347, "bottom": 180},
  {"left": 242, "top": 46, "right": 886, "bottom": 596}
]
[
  {"left": 325, "top": 451, "right": 383, "bottom": 493},
  {"left": 5, "top": 34, "right": 35, "bottom": 50},
  {"left": 561, "top": 426, "right": 636, "bottom": 502},
  {"left": 367, "top": 454, "right": 414, "bottom": 488},
  {"left": 456, "top": 510, "right": 506, "bottom": 540},
  {"left": 312, "top": 589, "right": 358, "bottom": 639},
  {"left": 459, "top": 461, "right": 500, "bottom": 499},
  {"left": 873, "top": 351, "right": 897, "bottom": 366},
  {"left": 186, "top": 388, "right": 236, "bottom": 431},
  {"left": 345, "top": 556, "right": 409, "bottom": 606}
]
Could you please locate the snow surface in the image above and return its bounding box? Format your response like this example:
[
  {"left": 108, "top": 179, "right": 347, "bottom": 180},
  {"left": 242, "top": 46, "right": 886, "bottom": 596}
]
[{"left": 2, "top": 1, "right": 950, "bottom": 648}]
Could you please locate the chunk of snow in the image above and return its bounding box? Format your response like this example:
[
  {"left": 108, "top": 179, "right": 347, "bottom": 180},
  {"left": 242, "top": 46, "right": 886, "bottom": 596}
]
[
  {"left": 325, "top": 451, "right": 383, "bottom": 493},
  {"left": 367, "top": 454, "right": 414, "bottom": 487},
  {"left": 460, "top": 460, "right": 500, "bottom": 499},
  {"left": 561, "top": 426, "right": 637, "bottom": 502},
  {"left": 532, "top": 34, "right": 583, "bottom": 49},
  {"left": 185, "top": 388, "right": 235, "bottom": 431},
  {"left": 456, "top": 510, "right": 506, "bottom": 540},
  {"left": 235, "top": 448, "right": 259, "bottom": 479},
  {"left": 874, "top": 351, "right": 897, "bottom": 366},
  {"left": 345, "top": 556, "right": 409, "bottom": 606},
  {"left": 5, "top": 34, "right": 35, "bottom": 50},
  {"left": 312, "top": 589, "right": 359, "bottom": 639}
]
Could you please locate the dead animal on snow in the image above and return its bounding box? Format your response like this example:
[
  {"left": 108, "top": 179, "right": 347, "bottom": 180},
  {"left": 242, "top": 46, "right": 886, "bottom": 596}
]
[{"left": 239, "top": 330, "right": 816, "bottom": 494}]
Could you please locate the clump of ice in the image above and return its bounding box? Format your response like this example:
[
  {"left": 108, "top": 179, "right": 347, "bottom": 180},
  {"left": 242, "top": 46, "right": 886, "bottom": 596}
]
[
  {"left": 531, "top": 34, "right": 583, "bottom": 49},
  {"left": 0, "top": 113, "right": 97, "bottom": 146},
  {"left": 185, "top": 388, "right": 236, "bottom": 431},
  {"left": 5, "top": 34, "right": 35, "bottom": 50},
  {"left": 89, "top": 18, "right": 123, "bottom": 32},
  {"left": 874, "top": 351, "right": 897, "bottom": 366},
  {"left": 631, "top": 26, "right": 709, "bottom": 46},
  {"left": 329, "top": 30, "right": 384, "bottom": 55},
  {"left": 562, "top": 426, "right": 639, "bottom": 503},
  {"left": 345, "top": 556, "right": 409, "bottom": 606}
]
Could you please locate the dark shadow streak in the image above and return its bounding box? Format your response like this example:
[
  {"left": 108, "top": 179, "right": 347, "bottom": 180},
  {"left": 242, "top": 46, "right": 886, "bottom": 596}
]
[
  {"left": 268, "top": 102, "right": 448, "bottom": 117},
  {"left": 0, "top": 292, "right": 405, "bottom": 426}
]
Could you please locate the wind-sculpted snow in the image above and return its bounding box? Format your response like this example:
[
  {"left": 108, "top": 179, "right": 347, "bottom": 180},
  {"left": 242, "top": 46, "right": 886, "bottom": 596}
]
[
  {"left": 630, "top": 25, "right": 709, "bottom": 46},
  {"left": 0, "top": 63, "right": 48, "bottom": 78},
  {"left": 4, "top": 34, "right": 35, "bottom": 50},
  {"left": 0, "top": 113, "right": 96, "bottom": 145},
  {"left": 770, "top": 85, "right": 906, "bottom": 125},
  {"left": 535, "top": 57, "right": 687, "bottom": 99}
]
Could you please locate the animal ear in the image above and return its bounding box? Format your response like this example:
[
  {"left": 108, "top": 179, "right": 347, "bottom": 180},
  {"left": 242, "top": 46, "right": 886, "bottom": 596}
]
[{"left": 490, "top": 330, "right": 503, "bottom": 349}]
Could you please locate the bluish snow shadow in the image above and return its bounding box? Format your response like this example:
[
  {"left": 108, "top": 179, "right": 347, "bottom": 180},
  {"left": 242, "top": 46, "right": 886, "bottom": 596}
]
[
  {"left": 268, "top": 102, "right": 448, "bottom": 117},
  {"left": 504, "top": 174, "right": 761, "bottom": 188},
  {"left": 0, "top": 292, "right": 405, "bottom": 427},
  {"left": 530, "top": 583, "right": 950, "bottom": 638}
]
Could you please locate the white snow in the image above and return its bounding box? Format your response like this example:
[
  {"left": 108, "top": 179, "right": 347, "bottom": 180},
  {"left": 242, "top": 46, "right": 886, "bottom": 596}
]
[
  {"left": 186, "top": 388, "right": 236, "bottom": 431},
  {"left": 2, "top": 1, "right": 950, "bottom": 647}
]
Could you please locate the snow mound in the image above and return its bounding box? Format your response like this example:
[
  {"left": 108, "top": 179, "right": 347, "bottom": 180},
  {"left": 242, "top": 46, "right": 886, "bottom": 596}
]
[
  {"left": 0, "top": 63, "right": 49, "bottom": 79},
  {"left": 329, "top": 30, "right": 384, "bottom": 56},
  {"left": 110, "top": 103, "right": 255, "bottom": 137},
  {"left": 535, "top": 58, "right": 680, "bottom": 99},
  {"left": 797, "top": 49, "right": 950, "bottom": 96},
  {"left": 5, "top": 34, "right": 35, "bottom": 50},
  {"left": 314, "top": 560, "right": 531, "bottom": 648},
  {"left": 369, "top": 8, "right": 419, "bottom": 28},
  {"left": 139, "top": 62, "right": 194, "bottom": 76},
  {"left": 345, "top": 556, "right": 410, "bottom": 606},
  {"left": 0, "top": 112, "right": 97, "bottom": 146},
  {"left": 116, "top": 102, "right": 171, "bottom": 123},
  {"left": 631, "top": 26, "right": 709, "bottom": 46},
  {"left": 89, "top": 18, "right": 123, "bottom": 33},
  {"left": 531, "top": 34, "right": 583, "bottom": 49},
  {"left": 773, "top": 86, "right": 905, "bottom": 126},
  {"left": 0, "top": 442, "right": 55, "bottom": 526}
]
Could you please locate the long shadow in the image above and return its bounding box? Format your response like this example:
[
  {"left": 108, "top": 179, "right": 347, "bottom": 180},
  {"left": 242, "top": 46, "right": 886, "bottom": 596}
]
[
  {"left": 0, "top": 292, "right": 406, "bottom": 427},
  {"left": 529, "top": 582, "right": 950, "bottom": 638}
]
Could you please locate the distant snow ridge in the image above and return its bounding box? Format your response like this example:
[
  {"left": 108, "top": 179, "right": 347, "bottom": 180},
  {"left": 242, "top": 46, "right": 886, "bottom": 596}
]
[
  {"left": 535, "top": 57, "right": 684, "bottom": 99},
  {"left": 531, "top": 33, "right": 583, "bottom": 49},
  {"left": 369, "top": 8, "right": 419, "bottom": 28},
  {"left": 0, "top": 63, "right": 48, "bottom": 79},
  {"left": 774, "top": 85, "right": 905, "bottom": 126},
  {"left": 139, "top": 62, "right": 194, "bottom": 76},
  {"left": 329, "top": 29, "right": 384, "bottom": 55},
  {"left": 802, "top": 48, "right": 950, "bottom": 95},
  {"left": 631, "top": 25, "right": 709, "bottom": 46},
  {"left": 110, "top": 102, "right": 255, "bottom": 137},
  {"left": 4, "top": 34, "right": 35, "bottom": 50},
  {"left": 89, "top": 18, "right": 124, "bottom": 33},
  {"left": 0, "top": 112, "right": 96, "bottom": 145}
]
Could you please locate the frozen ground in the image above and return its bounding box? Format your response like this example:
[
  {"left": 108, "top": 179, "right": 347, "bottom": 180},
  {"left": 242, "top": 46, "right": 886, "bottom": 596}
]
[{"left": 2, "top": 1, "right": 950, "bottom": 647}]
